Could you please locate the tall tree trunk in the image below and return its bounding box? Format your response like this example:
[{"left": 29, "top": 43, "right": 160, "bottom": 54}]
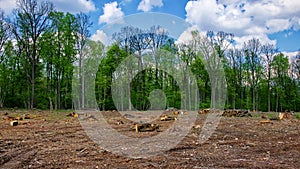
[
  {"left": 267, "top": 79, "right": 271, "bottom": 112},
  {"left": 80, "top": 53, "right": 85, "bottom": 109},
  {"left": 31, "top": 60, "right": 35, "bottom": 109}
]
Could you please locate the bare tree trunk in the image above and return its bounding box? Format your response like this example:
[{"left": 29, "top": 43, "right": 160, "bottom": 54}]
[
  {"left": 49, "top": 97, "right": 53, "bottom": 112},
  {"left": 31, "top": 62, "right": 35, "bottom": 109},
  {"left": 252, "top": 78, "right": 255, "bottom": 111},
  {"left": 267, "top": 80, "right": 271, "bottom": 112},
  {"left": 81, "top": 55, "right": 85, "bottom": 109},
  {"left": 276, "top": 90, "right": 279, "bottom": 112},
  {"left": 27, "top": 82, "right": 30, "bottom": 109},
  {"left": 0, "top": 87, "right": 5, "bottom": 108},
  {"left": 0, "top": 101, "right": 2, "bottom": 108},
  {"left": 58, "top": 79, "right": 61, "bottom": 110},
  {"left": 127, "top": 58, "right": 132, "bottom": 111}
]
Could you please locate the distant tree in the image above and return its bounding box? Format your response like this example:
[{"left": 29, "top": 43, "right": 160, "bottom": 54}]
[
  {"left": 225, "top": 48, "right": 242, "bottom": 109},
  {"left": 12, "top": 0, "right": 53, "bottom": 109},
  {"left": 0, "top": 10, "right": 11, "bottom": 64},
  {"left": 243, "top": 38, "right": 262, "bottom": 111},
  {"left": 95, "top": 44, "right": 126, "bottom": 110},
  {"left": 191, "top": 30, "right": 231, "bottom": 109},
  {"left": 261, "top": 44, "right": 278, "bottom": 112},
  {"left": 0, "top": 10, "right": 12, "bottom": 108},
  {"left": 40, "top": 11, "right": 78, "bottom": 109},
  {"left": 76, "top": 12, "right": 92, "bottom": 109},
  {"left": 271, "top": 53, "right": 289, "bottom": 111},
  {"left": 148, "top": 26, "right": 168, "bottom": 81},
  {"left": 82, "top": 40, "right": 104, "bottom": 109}
]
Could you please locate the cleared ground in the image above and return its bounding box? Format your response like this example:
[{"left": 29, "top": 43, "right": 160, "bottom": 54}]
[{"left": 0, "top": 110, "right": 299, "bottom": 168}]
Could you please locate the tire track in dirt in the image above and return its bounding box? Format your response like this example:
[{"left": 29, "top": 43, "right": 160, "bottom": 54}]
[{"left": 0, "top": 143, "right": 39, "bottom": 168}]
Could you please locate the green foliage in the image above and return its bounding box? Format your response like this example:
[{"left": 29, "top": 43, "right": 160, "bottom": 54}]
[
  {"left": 0, "top": 3, "right": 299, "bottom": 112},
  {"left": 130, "top": 68, "right": 181, "bottom": 110},
  {"left": 95, "top": 45, "right": 126, "bottom": 110},
  {"left": 294, "top": 113, "right": 300, "bottom": 119}
]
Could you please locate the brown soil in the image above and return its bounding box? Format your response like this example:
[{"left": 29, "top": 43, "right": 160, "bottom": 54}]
[{"left": 0, "top": 110, "right": 299, "bottom": 169}]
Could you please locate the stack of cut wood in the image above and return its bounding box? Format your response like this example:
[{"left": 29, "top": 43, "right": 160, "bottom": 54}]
[
  {"left": 260, "top": 111, "right": 294, "bottom": 125},
  {"left": 2, "top": 114, "right": 31, "bottom": 126},
  {"left": 269, "top": 111, "right": 294, "bottom": 121},
  {"left": 222, "top": 109, "right": 252, "bottom": 117},
  {"left": 278, "top": 111, "right": 293, "bottom": 120},
  {"left": 198, "top": 108, "right": 224, "bottom": 114},
  {"left": 198, "top": 108, "right": 210, "bottom": 114}
]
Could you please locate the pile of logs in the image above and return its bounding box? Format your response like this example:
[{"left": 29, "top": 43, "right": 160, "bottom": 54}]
[
  {"left": 278, "top": 111, "right": 293, "bottom": 120},
  {"left": 222, "top": 109, "right": 252, "bottom": 117},
  {"left": 2, "top": 113, "right": 32, "bottom": 126},
  {"left": 198, "top": 108, "right": 210, "bottom": 114},
  {"left": 198, "top": 108, "right": 223, "bottom": 114}
]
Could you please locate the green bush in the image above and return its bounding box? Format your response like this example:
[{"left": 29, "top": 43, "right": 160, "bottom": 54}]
[{"left": 294, "top": 113, "right": 300, "bottom": 119}]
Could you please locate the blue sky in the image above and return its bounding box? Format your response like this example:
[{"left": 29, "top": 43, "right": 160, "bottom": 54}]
[{"left": 1, "top": 0, "right": 299, "bottom": 54}]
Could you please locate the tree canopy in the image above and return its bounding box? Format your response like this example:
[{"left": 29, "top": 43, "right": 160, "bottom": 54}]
[{"left": 0, "top": 0, "right": 299, "bottom": 112}]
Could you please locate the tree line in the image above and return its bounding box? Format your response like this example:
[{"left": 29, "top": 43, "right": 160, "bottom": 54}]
[
  {"left": 0, "top": 0, "right": 96, "bottom": 110},
  {"left": 0, "top": 0, "right": 299, "bottom": 112}
]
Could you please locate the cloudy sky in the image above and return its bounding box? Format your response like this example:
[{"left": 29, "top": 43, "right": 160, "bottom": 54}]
[{"left": 1, "top": 0, "right": 300, "bottom": 53}]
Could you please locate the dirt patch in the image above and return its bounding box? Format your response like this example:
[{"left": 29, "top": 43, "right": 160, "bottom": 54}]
[{"left": 0, "top": 110, "right": 299, "bottom": 168}]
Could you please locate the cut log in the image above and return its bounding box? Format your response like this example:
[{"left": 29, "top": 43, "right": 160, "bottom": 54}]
[
  {"left": 15, "top": 116, "right": 23, "bottom": 120},
  {"left": 278, "top": 112, "right": 293, "bottom": 120},
  {"left": 20, "top": 121, "right": 31, "bottom": 125},
  {"left": 173, "top": 111, "right": 179, "bottom": 115},
  {"left": 67, "top": 112, "right": 78, "bottom": 118},
  {"left": 198, "top": 108, "right": 210, "bottom": 114},
  {"left": 3, "top": 116, "right": 15, "bottom": 121},
  {"left": 260, "top": 119, "right": 272, "bottom": 125},
  {"left": 10, "top": 120, "right": 18, "bottom": 126},
  {"left": 73, "top": 113, "right": 78, "bottom": 118},
  {"left": 193, "top": 125, "right": 201, "bottom": 129},
  {"left": 160, "top": 115, "right": 177, "bottom": 121},
  {"left": 23, "top": 114, "right": 30, "bottom": 119},
  {"left": 116, "top": 120, "right": 124, "bottom": 125},
  {"left": 135, "top": 123, "right": 159, "bottom": 133}
]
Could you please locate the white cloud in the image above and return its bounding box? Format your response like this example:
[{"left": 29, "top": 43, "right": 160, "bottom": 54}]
[
  {"left": 137, "top": 0, "right": 163, "bottom": 12},
  {"left": 50, "top": 0, "right": 96, "bottom": 13},
  {"left": 91, "top": 30, "right": 109, "bottom": 46},
  {"left": 185, "top": 0, "right": 300, "bottom": 49},
  {"left": 0, "top": 0, "right": 96, "bottom": 15},
  {"left": 120, "top": 0, "right": 132, "bottom": 6},
  {"left": 282, "top": 51, "right": 299, "bottom": 63},
  {"left": 266, "top": 19, "right": 291, "bottom": 34},
  {"left": 234, "top": 34, "right": 277, "bottom": 50},
  {"left": 175, "top": 26, "right": 199, "bottom": 45},
  {"left": 291, "top": 17, "right": 300, "bottom": 31},
  {"left": 0, "top": 0, "right": 17, "bottom": 14},
  {"left": 99, "top": 1, "right": 124, "bottom": 24}
]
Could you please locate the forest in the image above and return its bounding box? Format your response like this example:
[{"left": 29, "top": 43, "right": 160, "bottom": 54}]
[{"left": 0, "top": 0, "right": 300, "bottom": 112}]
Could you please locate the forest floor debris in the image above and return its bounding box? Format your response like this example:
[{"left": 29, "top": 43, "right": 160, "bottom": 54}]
[
  {"left": 0, "top": 109, "right": 299, "bottom": 168},
  {"left": 222, "top": 109, "right": 252, "bottom": 117}
]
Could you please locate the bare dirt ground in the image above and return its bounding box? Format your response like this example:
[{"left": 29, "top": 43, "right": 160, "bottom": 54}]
[{"left": 0, "top": 109, "right": 299, "bottom": 169}]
